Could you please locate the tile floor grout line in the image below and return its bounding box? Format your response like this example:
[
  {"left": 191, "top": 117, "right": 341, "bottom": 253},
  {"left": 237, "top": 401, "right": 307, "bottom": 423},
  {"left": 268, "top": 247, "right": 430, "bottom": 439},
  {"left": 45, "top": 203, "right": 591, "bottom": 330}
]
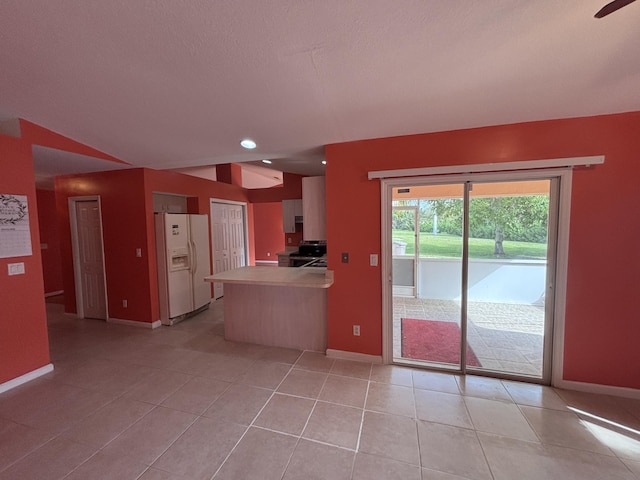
[
  {"left": 354, "top": 379, "right": 371, "bottom": 454},
  {"left": 209, "top": 358, "right": 299, "bottom": 479},
  {"left": 6, "top": 301, "right": 636, "bottom": 479}
]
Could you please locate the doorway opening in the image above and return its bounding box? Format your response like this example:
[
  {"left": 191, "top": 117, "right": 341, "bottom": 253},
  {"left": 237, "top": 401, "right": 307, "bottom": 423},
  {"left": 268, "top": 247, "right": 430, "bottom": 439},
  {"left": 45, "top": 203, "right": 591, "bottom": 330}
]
[
  {"left": 210, "top": 199, "right": 249, "bottom": 300},
  {"left": 383, "top": 169, "right": 570, "bottom": 385},
  {"left": 69, "top": 196, "right": 108, "bottom": 320}
]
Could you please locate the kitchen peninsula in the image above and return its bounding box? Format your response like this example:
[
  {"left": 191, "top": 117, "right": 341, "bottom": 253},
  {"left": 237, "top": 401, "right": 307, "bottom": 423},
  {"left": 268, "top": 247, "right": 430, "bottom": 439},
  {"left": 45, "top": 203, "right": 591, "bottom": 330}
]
[{"left": 205, "top": 266, "right": 334, "bottom": 351}]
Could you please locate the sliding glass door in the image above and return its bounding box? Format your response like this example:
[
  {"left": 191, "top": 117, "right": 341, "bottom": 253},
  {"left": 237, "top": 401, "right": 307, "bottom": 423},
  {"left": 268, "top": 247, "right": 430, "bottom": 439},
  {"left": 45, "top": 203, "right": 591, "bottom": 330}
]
[
  {"left": 392, "top": 185, "right": 464, "bottom": 370},
  {"left": 390, "top": 175, "right": 558, "bottom": 383}
]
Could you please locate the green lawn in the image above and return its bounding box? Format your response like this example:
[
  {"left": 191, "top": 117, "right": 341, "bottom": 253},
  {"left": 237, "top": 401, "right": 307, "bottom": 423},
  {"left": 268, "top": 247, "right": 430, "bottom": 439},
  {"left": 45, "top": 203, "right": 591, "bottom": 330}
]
[{"left": 392, "top": 230, "right": 547, "bottom": 259}]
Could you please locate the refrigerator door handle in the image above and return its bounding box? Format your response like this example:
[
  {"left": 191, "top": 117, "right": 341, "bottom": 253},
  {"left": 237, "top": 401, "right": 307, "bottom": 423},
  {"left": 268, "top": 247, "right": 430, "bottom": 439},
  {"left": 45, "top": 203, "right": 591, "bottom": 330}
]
[{"left": 190, "top": 240, "right": 197, "bottom": 274}]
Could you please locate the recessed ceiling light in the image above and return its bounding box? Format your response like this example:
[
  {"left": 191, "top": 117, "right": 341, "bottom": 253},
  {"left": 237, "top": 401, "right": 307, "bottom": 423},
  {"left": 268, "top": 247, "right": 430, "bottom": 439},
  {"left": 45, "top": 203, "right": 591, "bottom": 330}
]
[
  {"left": 240, "top": 139, "right": 257, "bottom": 149},
  {"left": 322, "top": 160, "right": 327, "bottom": 165},
  {"left": 262, "top": 159, "right": 272, "bottom": 164}
]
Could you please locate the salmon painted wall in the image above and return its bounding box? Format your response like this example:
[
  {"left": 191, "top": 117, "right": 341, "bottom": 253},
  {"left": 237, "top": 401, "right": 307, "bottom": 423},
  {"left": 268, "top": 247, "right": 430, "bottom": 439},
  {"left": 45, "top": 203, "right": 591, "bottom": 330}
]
[
  {"left": 253, "top": 202, "right": 285, "bottom": 261},
  {"left": 36, "top": 189, "right": 64, "bottom": 294},
  {"left": 56, "top": 169, "right": 152, "bottom": 322},
  {"left": 249, "top": 172, "right": 305, "bottom": 251},
  {"left": 248, "top": 172, "right": 304, "bottom": 203},
  {"left": 325, "top": 111, "right": 640, "bottom": 390},
  {"left": 56, "top": 167, "right": 253, "bottom": 324},
  {"left": 285, "top": 227, "right": 304, "bottom": 248},
  {"left": 0, "top": 135, "right": 50, "bottom": 384},
  {"left": 20, "top": 120, "right": 128, "bottom": 164}
]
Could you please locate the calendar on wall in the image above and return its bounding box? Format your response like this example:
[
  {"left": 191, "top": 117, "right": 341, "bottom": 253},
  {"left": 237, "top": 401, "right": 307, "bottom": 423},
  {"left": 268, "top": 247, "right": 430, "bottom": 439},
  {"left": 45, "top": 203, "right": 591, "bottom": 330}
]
[{"left": 0, "top": 194, "right": 33, "bottom": 258}]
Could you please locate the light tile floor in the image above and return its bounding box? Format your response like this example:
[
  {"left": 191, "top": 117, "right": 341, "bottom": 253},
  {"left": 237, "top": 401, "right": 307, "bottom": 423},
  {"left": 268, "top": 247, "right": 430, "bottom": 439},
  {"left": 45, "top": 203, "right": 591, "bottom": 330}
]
[
  {"left": 394, "top": 297, "right": 544, "bottom": 376},
  {"left": 0, "top": 300, "right": 639, "bottom": 479}
]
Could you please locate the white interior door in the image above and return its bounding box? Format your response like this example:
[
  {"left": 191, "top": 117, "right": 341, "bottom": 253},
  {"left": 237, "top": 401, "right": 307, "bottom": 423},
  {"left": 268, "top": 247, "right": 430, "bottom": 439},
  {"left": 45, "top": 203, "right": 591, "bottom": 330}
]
[
  {"left": 210, "top": 200, "right": 248, "bottom": 300},
  {"left": 228, "top": 205, "right": 246, "bottom": 270},
  {"left": 74, "top": 200, "right": 107, "bottom": 320}
]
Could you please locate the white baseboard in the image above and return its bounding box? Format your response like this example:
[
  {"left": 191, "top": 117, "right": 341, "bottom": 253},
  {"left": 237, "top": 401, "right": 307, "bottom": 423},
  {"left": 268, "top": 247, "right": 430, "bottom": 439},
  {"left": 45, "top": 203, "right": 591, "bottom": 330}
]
[
  {"left": 44, "top": 290, "right": 64, "bottom": 298},
  {"left": 326, "top": 349, "right": 383, "bottom": 364},
  {"left": 255, "top": 260, "right": 278, "bottom": 266},
  {"left": 107, "top": 318, "right": 162, "bottom": 329},
  {"left": 0, "top": 363, "right": 54, "bottom": 394},
  {"left": 556, "top": 379, "right": 640, "bottom": 400}
]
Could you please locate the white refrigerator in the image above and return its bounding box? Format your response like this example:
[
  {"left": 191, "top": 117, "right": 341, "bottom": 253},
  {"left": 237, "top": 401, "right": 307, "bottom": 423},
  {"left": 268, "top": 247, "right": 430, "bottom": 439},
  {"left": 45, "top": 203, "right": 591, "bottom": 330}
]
[{"left": 155, "top": 213, "right": 212, "bottom": 325}]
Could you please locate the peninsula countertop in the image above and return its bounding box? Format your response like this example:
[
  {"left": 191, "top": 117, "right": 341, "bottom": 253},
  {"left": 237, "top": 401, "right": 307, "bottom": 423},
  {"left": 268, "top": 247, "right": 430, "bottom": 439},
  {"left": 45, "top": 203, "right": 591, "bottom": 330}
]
[{"left": 204, "top": 266, "right": 334, "bottom": 288}]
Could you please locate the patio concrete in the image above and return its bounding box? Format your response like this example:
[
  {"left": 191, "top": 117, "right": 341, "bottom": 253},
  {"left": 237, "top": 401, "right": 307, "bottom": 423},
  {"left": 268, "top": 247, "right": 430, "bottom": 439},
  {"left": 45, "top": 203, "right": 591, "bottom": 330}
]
[{"left": 393, "top": 297, "right": 544, "bottom": 377}]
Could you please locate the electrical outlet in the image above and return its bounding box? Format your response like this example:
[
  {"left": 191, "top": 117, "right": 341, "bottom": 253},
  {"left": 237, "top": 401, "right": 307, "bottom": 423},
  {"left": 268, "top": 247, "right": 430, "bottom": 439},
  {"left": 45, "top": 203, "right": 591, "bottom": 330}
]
[
  {"left": 288, "top": 237, "right": 292, "bottom": 244},
  {"left": 136, "top": 248, "right": 142, "bottom": 257},
  {"left": 122, "top": 299, "right": 128, "bottom": 308},
  {"left": 353, "top": 325, "right": 360, "bottom": 336},
  {"left": 267, "top": 252, "right": 271, "bottom": 257}
]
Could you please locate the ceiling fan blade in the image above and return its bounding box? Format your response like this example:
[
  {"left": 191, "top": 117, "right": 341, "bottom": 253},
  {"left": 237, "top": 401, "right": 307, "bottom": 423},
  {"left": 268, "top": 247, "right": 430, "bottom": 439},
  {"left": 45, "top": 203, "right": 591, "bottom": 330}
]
[{"left": 594, "top": 0, "right": 636, "bottom": 18}]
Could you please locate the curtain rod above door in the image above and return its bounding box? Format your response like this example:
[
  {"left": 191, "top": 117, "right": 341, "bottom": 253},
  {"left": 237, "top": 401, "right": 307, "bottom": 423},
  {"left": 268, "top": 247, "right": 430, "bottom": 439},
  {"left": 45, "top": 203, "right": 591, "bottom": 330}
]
[{"left": 368, "top": 155, "right": 605, "bottom": 180}]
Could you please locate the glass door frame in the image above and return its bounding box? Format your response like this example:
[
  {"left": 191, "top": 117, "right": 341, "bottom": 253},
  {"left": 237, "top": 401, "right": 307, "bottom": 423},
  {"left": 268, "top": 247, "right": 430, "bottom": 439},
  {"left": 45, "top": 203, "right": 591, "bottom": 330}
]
[
  {"left": 380, "top": 168, "right": 573, "bottom": 386},
  {"left": 391, "top": 205, "right": 419, "bottom": 297}
]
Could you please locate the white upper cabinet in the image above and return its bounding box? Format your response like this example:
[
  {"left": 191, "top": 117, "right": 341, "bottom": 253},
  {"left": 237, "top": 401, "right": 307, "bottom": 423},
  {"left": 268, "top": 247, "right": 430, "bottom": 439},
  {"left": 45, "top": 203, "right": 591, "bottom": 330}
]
[
  {"left": 282, "top": 199, "right": 302, "bottom": 233},
  {"left": 302, "top": 176, "right": 326, "bottom": 241}
]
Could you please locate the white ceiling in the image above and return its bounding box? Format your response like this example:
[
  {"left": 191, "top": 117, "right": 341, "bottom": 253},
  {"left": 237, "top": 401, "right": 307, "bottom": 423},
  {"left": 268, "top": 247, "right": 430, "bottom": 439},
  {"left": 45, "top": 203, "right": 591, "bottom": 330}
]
[{"left": 1, "top": 1, "right": 639, "bottom": 182}]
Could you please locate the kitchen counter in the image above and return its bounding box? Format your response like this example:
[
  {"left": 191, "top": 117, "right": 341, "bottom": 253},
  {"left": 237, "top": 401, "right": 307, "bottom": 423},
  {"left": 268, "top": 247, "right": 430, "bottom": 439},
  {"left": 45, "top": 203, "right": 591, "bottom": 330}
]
[
  {"left": 205, "top": 266, "right": 333, "bottom": 288},
  {"left": 204, "top": 266, "right": 333, "bottom": 351}
]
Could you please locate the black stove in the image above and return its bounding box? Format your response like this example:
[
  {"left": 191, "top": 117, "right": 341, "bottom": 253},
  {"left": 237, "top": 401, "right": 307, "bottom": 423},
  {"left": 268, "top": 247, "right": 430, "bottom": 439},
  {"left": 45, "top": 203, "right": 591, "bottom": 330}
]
[{"left": 289, "top": 241, "right": 327, "bottom": 267}]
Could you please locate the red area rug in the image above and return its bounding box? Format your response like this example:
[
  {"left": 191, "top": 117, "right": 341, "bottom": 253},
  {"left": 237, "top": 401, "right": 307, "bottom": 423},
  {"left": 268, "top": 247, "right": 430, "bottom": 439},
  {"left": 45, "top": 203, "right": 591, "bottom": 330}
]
[{"left": 401, "top": 318, "right": 481, "bottom": 366}]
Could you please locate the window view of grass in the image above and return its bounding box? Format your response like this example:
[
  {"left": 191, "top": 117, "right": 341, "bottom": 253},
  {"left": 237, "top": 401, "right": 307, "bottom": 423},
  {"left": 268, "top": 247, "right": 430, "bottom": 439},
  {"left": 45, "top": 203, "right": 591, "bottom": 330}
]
[
  {"left": 392, "top": 230, "right": 547, "bottom": 259},
  {"left": 393, "top": 193, "right": 549, "bottom": 260}
]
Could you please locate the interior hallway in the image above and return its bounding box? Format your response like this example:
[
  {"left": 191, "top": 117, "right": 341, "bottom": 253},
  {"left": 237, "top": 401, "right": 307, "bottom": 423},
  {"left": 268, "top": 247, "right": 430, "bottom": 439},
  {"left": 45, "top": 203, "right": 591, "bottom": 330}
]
[{"left": 0, "top": 300, "right": 639, "bottom": 479}]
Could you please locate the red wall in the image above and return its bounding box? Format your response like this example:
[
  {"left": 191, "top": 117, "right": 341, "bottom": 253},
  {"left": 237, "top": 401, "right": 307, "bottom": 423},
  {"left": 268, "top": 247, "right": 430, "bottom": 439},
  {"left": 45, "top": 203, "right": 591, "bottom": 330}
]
[
  {"left": 20, "top": 120, "right": 128, "bottom": 164},
  {"left": 253, "top": 203, "right": 285, "bottom": 261},
  {"left": 56, "top": 169, "right": 152, "bottom": 321},
  {"left": 285, "top": 227, "right": 304, "bottom": 248},
  {"left": 36, "top": 189, "right": 64, "bottom": 294},
  {"left": 0, "top": 135, "right": 50, "bottom": 384},
  {"left": 248, "top": 172, "right": 304, "bottom": 203},
  {"left": 325, "top": 111, "right": 640, "bottom": 390},
  {"left": 55, "top": 167, "right": 253, "bottom": 324}
]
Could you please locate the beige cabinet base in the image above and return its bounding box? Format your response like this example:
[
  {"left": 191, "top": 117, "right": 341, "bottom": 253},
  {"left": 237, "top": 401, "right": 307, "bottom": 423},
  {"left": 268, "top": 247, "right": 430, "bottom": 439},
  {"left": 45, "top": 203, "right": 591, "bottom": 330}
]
[{"left": 223, "top": 283, "right": 327, "bottom": 352}]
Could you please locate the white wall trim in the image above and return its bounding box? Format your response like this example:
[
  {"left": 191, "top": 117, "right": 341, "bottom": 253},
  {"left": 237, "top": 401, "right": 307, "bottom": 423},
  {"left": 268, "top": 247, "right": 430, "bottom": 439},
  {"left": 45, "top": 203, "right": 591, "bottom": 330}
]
[
  {"left": 0, "top": 364, "right": 54, "bottom": 394},
  {"left": 368, "top": 155, "right": 605, "bottom": 180},
  {"left": 556, "top": 379, "right": 640, "bottom": 400},
  {"left": 107, "top": 318, "right": 162, "bottom": 329},
  {"left": 44, "top": 290, "right": 64, "bottom": 298},
  {"left": 326, "top": 349, "right": 383, "bottom": 364},
  {"left": 550, "top": 172, "right": 572, "bottom": 386}
]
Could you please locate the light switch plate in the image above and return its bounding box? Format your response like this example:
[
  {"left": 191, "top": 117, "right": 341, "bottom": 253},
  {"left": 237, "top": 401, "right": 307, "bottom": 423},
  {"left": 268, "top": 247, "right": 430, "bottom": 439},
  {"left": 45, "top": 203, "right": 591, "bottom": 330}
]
[
  {"left": 8, "top": 262, "right": 25, "bottom": 275},
  {"left": 370, "top": 254, "right": 378, "bottom": 266}
]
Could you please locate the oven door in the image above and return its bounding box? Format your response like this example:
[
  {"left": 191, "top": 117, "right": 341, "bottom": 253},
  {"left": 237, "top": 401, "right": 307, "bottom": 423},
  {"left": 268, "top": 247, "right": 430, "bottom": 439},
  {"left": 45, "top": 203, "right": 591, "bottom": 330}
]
[{"left": 290, "top": 256, "right": 316, "bottom": 267}]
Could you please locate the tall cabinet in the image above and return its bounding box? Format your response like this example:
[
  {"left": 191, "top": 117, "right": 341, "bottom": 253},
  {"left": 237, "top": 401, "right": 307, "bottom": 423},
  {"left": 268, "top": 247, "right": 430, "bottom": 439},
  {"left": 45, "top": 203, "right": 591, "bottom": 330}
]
[
  {"left": 282, "top": 199, "right": 303, "bottom": 233},
  {"left": 302, "top": 176, "right": 326, "bottom": 241}
]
